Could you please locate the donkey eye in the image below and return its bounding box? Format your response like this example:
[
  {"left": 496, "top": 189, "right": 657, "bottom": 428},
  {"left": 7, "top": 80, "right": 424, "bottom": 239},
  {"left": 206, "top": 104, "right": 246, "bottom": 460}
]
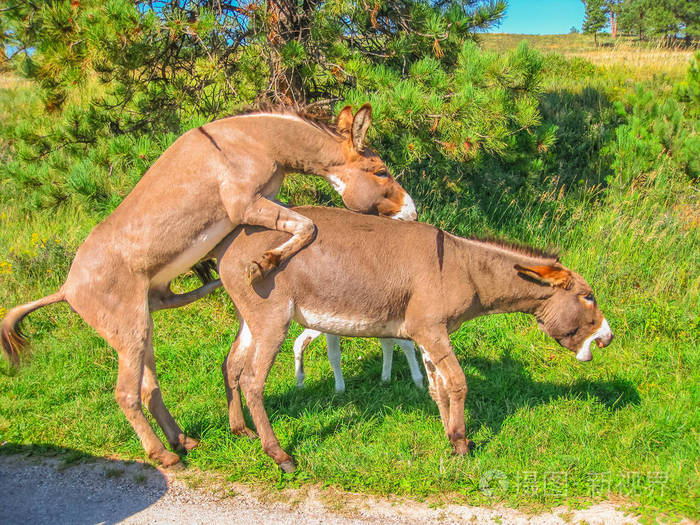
[{"left": 564, "top": 327, "right": 579, "bottom": 338}]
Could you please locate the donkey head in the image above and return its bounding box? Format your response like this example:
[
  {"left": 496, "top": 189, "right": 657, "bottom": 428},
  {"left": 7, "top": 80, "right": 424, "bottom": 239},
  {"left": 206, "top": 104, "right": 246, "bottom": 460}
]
[
  {"left": 515, "top": 263, "right": 614, "bottom": 362},
  {"left": 328, "top": 104, "right": 417, "bottom": 221}
]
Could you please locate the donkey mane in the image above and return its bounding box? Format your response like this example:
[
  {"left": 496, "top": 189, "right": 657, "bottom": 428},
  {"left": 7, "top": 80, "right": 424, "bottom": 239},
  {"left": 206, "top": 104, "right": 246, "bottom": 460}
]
[
  {"left": 232, "top": 106, "right": 342, "bottom": 139},
  {"left": 467, "top": 236, "right": 559, "bottom": 261}
]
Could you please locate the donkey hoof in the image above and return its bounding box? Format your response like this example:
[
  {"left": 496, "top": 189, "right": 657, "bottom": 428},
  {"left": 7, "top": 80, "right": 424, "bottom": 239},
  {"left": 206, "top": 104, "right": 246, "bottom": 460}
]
[
  {"left": 451, "top": 439, "right": 475, "bottom": 457},
  {"left": 179, "top": 435, "right": 200, "bottom": 451},
  {"left": 245, "top": 261, "right": 264, "bottom": 284},
  {"left": 156, "top": 450, "right": 182, "bottom": 468},
  {"left": 232, "top": 426, "right": 258, "bottom": 440},
  {"left": 260, "top": 251, "right": 280, "bottom": 269},
  {"left": 278, "top": 459, "right": 296, "bottom": 473}
]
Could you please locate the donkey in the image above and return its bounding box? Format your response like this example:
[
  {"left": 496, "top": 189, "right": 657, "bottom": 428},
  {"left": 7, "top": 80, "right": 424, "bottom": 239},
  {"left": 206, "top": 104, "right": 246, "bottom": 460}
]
[
  {"left": 1, "top": 106, "right": 416, "bottom": 468},
  {"left": 214, "top": 206, "right": 613, "bottom": 472},
  {"left": 293, "top": 329, "right": 424, "bottom": 392}
]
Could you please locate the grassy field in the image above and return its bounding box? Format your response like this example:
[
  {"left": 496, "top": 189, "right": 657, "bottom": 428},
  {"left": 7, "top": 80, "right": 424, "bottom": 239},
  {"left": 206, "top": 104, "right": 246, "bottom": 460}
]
[
  {"left": 482, "top": 33, "right": 696, "bottom": 79},
  {"left": 1, "top": 34, "right": 699, "bottom": 521}
]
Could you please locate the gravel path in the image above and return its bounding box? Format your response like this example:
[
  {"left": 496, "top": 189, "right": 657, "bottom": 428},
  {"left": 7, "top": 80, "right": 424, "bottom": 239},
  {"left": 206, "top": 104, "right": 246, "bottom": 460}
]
[{"left": 0, "top": 454, "right": 640, "bottom": 524}]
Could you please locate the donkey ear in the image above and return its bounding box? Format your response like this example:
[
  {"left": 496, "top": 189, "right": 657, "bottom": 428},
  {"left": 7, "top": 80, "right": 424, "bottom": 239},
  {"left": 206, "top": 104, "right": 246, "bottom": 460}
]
[
  {"left": 336, "top": 106, "right": 354, "bottom": 137},
  {"left": 351, "top": 103, "right": 372, "bottom": 151},
  {"left": 514, "top": 264, "right": 572, "bottom": 288}
]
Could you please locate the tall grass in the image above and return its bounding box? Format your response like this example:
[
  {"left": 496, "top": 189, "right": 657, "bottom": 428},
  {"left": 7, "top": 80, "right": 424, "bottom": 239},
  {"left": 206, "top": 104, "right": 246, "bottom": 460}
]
[{"left": 0, "top": 40, "right": 699, "bottom": 521}]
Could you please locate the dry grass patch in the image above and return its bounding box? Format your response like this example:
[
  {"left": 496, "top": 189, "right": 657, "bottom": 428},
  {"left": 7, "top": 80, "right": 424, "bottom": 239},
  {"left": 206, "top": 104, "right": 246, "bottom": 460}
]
[
  {"left": 481, "top": 33, "right": 695, "bottom": 78},
  {"left": 0, "top": 74, "right": 29, "bottom": 90},
  {"left": 572, "top": 48, "right": 694, "bottom": 79}
]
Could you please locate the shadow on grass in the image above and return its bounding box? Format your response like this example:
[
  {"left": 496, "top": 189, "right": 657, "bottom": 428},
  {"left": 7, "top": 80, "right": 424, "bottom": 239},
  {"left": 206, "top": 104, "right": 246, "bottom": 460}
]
[
  {"left": 239, "top": 346, "right": 640, "bottom": 456},
  {"left": 0, "top": 443, "right": 166, "bottom": 525}
]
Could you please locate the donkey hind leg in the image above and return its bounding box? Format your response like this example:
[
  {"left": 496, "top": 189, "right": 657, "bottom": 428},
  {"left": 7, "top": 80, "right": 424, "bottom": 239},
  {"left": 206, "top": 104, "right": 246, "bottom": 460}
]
[
  {"left": 414, "top": 332, "right": 473, "bottom": 456},
  {"left": 239, "top": 322, "right": 294, "bottom": 472},
  {"left": 140, "top": 322, "right": 198, "bottom": 452},
  {"left": 396, "top": 339, "right": 424, "bottom": 388},
  {"left": 241, "top": 198, "right": 315, "bottom": 284},
  {"left": 325, "top": 334, "right": 345, "bottom": 393},
  {"left": 379, "top": 339, "right": 395, "bottom": 383},
  {"left": 90, "top": 307, "right": 180, "bottom": 467},
  {"left": 222, "top": 320, "right": 257, "bottom": 439},
  {"left": 293, "top": 329, "right": 322, "bottom": 388}
]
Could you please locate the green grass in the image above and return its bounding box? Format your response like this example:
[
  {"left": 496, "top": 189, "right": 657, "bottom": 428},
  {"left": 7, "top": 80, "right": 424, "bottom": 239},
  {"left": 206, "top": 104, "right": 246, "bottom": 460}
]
[{"left": 1, "top": 41, "right": 699, "bottom": 521}]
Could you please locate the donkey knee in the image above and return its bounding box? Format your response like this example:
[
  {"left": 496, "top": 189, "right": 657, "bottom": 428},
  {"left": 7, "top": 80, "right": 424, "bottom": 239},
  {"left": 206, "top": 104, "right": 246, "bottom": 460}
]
[
  {"left": 298, "top": 217, "right": 315, "bottom": 236},
  {"left": 448, "top": 382, "right": 467, "bottom": 397},
  {"left": 294, "top": 218, "right": 316, "bottom": 245},
  {"left": 239, "top": 373, "right": 261, "bottom": 398},
  {"left": 115, "top": 388, "right": 142, "bottom": 413}
]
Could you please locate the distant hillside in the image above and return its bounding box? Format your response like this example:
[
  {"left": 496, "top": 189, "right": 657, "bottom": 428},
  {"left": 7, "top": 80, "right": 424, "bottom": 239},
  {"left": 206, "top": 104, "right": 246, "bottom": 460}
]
[
  {"left": 480, "top": 33, "right": 694, "bottom": 78},
  {"left": 480, "top": 32, "right": 614, "bottom": 53}
]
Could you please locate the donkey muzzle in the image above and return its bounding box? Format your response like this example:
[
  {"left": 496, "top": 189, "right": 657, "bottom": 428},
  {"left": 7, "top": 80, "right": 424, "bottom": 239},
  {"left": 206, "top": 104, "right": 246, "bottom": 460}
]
[
  {"left": 576, "top": 318, "right": 613, "bottom": 362},
  {"left": 596, "top": 331, "right": 613, "bottom": 348}
]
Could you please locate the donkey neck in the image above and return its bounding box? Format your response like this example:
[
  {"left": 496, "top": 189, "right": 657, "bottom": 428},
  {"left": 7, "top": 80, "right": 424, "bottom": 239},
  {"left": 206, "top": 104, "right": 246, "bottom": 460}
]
[
  {"left": 228, "top": 113, "right": 346, "bottom": 175},
  {"left": 458, "top": 238, "right": 557, "bottom": 318}
]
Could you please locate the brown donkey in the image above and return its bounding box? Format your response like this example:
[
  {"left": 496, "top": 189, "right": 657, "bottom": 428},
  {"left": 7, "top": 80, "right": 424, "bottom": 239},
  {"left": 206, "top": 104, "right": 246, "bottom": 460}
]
[
  {"left": 1, "top": 106, "right": 416, "bottom": 467},
  {"left": 215, "top": 207, "right": 613, "bottom": 472}
]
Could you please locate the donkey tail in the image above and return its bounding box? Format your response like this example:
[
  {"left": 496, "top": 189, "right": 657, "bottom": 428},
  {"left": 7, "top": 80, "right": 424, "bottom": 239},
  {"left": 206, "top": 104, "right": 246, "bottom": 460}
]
[{"left": 1, "top": 290, "right": 65, "bottom": 368}]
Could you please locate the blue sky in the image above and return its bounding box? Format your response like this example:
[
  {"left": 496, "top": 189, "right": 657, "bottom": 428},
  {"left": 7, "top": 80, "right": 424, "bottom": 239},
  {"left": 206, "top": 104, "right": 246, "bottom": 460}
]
[{"left": 487, "top": 0, "right": 586, "bottom": 35}]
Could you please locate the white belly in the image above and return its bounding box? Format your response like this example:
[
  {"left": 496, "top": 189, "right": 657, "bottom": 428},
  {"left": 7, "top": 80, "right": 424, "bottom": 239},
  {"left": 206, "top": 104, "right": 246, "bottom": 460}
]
[
  {"left": 151, "top": 218, "right": 233, "bottom": 287},
  {"left": 294, "top": 307, "right": 403, "bottom": 338}
]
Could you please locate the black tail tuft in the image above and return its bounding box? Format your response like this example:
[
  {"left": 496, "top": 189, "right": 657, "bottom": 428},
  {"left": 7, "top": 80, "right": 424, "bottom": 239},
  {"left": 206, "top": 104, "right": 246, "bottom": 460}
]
[{"left": 192, "top": 259, "right": 218, "bottom": 285}]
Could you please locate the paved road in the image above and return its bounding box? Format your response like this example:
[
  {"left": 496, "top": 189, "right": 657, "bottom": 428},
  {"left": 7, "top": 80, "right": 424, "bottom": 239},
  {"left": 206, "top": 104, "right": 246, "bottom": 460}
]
[{"left": 0, "top": 454, "right": 640, "bottom": 524}]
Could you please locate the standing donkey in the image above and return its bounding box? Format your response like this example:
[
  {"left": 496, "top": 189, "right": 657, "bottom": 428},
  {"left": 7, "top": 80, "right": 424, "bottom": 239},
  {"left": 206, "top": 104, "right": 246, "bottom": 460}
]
[
  {"left": 215, "top": 207, "right": 613, "bottom": 472},
  {"left": 293, "top": 329, "right": 424, "bottom": 392},
  {"left": 1, "top": 106, "right": 416, "bottom": 468}
]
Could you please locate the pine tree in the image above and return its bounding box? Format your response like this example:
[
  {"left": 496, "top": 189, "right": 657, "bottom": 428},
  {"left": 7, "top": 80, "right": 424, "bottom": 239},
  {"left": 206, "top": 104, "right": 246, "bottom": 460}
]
[
  {"left": 616, "top": 0, "right": 699, "bottom": 44},
  {"left": 582, "top": 0, "right": 608, "bottom": 46},
  {"left": 1, "top": 1, "right": 554, "bottom": 214},
  {"left": 618, "top": 0, "right": 653, "bottom": 40}
]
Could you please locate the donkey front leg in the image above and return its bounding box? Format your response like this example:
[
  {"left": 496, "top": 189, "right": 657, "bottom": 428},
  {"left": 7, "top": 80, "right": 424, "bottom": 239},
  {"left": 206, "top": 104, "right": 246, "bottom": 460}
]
[
  {"left": 241, "top": 198, "right": 316, "bottom": 284},
  {"left": 413, "top": 331, "right": 473, "bottom": 456}
]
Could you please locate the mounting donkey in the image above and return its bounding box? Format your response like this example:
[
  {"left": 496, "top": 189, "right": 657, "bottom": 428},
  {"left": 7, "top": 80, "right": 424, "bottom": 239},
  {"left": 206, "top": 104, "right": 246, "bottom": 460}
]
[
  {"left": 215, "top": 207, "right": 613, "bottom": 473},
  {"left": 1, "top": 105, "right": 416, "bottom": 468}
]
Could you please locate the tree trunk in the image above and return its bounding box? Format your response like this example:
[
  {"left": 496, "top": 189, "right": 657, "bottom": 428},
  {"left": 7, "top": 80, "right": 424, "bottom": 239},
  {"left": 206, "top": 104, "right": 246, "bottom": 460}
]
[
  {"left": 610, "top": 11, "right": 617, "bottom": 38},
  {"left": 594, "top": 31, "right": 598, "bottom": 47}
]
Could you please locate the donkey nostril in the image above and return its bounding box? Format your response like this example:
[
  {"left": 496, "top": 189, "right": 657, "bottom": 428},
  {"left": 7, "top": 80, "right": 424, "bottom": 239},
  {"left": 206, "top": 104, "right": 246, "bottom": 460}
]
[{"left": 596, "top": 333, "right": 613, "bottom": 348}]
